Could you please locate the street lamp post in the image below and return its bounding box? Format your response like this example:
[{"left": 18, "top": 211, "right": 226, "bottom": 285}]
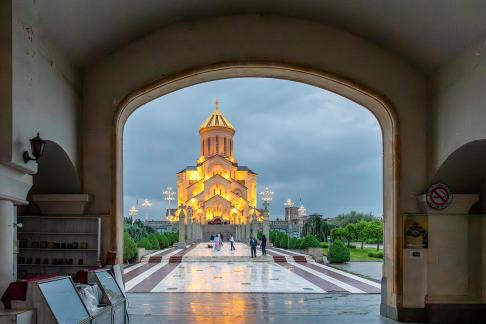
[
  {"left": 141, "top": 198, "right": 152, "bottom": 222},
  {"left": 163, "top": 186, "right": 176, "bottom": 222},
  {"left": 128, "top": 205, "right": 139, "bottom": 224},
  {"left": 259, "top": 187, "right": 274, "bottom": 244},
  {"left": 260, "top": 186, "right": 274, "bottom": 212}
]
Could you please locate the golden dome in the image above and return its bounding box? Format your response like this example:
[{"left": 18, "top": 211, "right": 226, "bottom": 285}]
[{"left": 199, "top": 99, "right": 235, "bottom": 132}]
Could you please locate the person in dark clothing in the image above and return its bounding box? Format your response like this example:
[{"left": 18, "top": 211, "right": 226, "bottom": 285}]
[
  {"left": 261, "top": 234, "right": 267, "bottom": 256},
  {"left": 250, "top": 236, "right": 258, "bottom": 258}
]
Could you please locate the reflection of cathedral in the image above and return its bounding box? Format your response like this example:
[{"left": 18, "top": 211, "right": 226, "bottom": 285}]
[{"left": 176, "top": 101, "right": 258, "bottom": 224}]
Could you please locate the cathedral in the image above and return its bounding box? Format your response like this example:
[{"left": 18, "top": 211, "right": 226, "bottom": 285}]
[{"left": 176, "top": 101, "right": 258, "bottom": 224}]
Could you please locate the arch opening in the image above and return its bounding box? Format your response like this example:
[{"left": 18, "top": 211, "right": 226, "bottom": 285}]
[{"left": 114, "top": 63, "right": 399, "bottom": 309}]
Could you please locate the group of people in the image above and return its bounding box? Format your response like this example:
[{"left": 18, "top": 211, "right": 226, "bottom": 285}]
[
  {"left": 249, "top": 234, "right": 267, "bottom": 258},
  {"left": 208, "top": 232, "right": 266, "bottom": 258}
]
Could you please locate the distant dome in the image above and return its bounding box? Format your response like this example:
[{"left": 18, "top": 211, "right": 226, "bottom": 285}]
[{"left": 199, "top": 99, "right": 235, "bottom": 133}]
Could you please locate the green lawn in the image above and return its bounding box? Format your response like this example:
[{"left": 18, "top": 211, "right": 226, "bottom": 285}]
[{"left": 322, "top": 247, "right": 383, "bottom": 261}]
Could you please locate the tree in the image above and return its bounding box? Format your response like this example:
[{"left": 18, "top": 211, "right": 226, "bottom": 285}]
[
  {"left": 329, "top": 211, "right": 378, "bottom": 227},
  {"left": 302, "top": 215, "right": 334, "bottom": 242},
  {"left": 344, "top": 223, "right": 358, "bottom": 247},
  {"left": 331, "top": 227, "right": 348, "bottom": 243},
  {"left": 363, "top": 220, "right": 384, "bottom": 250},
  {"left": 355, "top": 220, "right": 369, "bottom": 249}
]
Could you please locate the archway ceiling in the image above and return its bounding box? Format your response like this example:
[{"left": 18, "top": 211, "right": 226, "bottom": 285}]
[{"left": 38, "top": 0, "right": 486, "bottom": 73}]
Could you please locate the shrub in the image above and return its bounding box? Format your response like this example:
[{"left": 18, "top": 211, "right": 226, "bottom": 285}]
[
  {"left": 320, "top": 242, "right": 329, "bottom": 248},
  {"left": 160, "top": 235, "right": 169, "bottom": 248},
  {"left": 328, "top": 240, "right": 350, "bottom": 263},
  {"left": 137, "top": 237, "right": 152, "bottom": 249},
  {"left": 269, "top": 230, "right": 277, "bottom": 243},
  {"left": 289, "top": 237, "right": 302, "bottom": 249},
  {"left": 349, "top": 244, "right": 357, "bottom": 249},
  {"left": 123, "top": 232, "right": 137, "bottom": 262},
  {"left": 299, "top": 235, "right": 321, "bottom": 249},
  {"left": 154, "top": 233, "right": 169, "bottom": 249},
  {"left": 278, "top": 234, "right": 289, "bottom": 249},
  {"left": 367, "top": 251, "right": 384, "bottom": 258},
  {"left": 257, "top": 231, "right": 263, "bottom": 240},
  {"left": 147, "top": 234, "right": 160, "bottom": 249}
]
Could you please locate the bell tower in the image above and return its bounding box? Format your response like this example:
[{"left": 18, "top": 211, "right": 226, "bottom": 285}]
[{"left": 199, "top": 99, "right": 236, "bottom": 161}]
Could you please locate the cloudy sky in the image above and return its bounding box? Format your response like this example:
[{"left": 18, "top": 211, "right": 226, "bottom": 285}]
[{"left": 124, "top": 78, "right": 382, "bottom": 221}]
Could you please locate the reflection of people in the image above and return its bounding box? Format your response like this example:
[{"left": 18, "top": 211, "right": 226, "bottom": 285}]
[
  {"left": 230, "top": 235, "right": 235, "bottom": 251},
  {"left": 261, "top": 234, "right": 267, "bottom": 256},
  {"left": 214, "top": 234, "right": 223, "bottom": 251},
  {"left": 250, "top": 236, "right": 257, "bottom": 258}
]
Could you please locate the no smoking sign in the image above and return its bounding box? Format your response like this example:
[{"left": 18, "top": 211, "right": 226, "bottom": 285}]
[{"left": 426, "top": 183, "right": 453, "bottom": 210}]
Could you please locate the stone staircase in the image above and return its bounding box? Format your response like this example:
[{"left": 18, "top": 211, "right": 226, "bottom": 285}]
[
  {"left": 271, "top": 254, "right": 313, "bottom": 263},
  {"left": 272, "top": 255, "right": 287, "bottom": 263}
]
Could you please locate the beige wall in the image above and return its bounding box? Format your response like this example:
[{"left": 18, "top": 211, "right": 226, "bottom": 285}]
[
  {"left": 429, "top": 36, "right": 486, "bottom": 178},
  {"left": 1, "top": 0, "right": 80, "bottom": 175}
]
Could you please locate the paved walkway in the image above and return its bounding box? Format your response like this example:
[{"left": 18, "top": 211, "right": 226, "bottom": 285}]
[
  {"left": 127, "top": 293, "right": 400, "bottom": 324},
  {"left": 124, "top": 243, "right": 380, "bottom": 294}
]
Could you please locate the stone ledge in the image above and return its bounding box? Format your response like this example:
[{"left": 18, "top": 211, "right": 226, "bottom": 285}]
[{"left": 32, "top": 194, "right": 92, "bottom": 215}]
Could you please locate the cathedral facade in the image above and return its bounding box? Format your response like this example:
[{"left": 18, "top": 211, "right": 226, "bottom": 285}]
[{"left": 176, "top": 101, "right": 258, "bottom": 224}]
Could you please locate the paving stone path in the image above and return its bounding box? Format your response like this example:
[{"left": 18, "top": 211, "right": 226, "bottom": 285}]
[{"left": 123, "top": 243, "right": 380, "bottom": 294}]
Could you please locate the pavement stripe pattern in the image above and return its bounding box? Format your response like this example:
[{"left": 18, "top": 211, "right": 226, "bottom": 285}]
[
  {"left": 126, "top": 244, "right": 198, "bottom": 292},
  {"left": 124, "top": 243, "right": 380, "bottom": 294}
]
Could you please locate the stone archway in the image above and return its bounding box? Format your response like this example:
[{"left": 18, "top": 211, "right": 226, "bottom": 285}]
[{"left": 113, "top": 62, "right": 400, "bottom": 314}]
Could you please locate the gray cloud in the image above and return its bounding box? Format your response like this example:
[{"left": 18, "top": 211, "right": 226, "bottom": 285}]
[{"left": 123, "top": 78, "right": 382, "bottom": 220}]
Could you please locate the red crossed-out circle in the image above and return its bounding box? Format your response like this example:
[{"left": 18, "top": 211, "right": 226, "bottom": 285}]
[{"left": 426, "top": 183, "right": 452, "bottom": 209}]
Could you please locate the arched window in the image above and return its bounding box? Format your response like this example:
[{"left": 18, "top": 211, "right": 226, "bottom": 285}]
[
  {"left": 207, "top": 138, "right": 211, "bottom": 155},
  {"left": 224, "top": 138, "right": 227, "bottom": 156},
  {"left": 230, "top": 140, "right": 233, "bottom": 156},
  {"left": 216, "top": 136, "right": 219, "bottom": 154}
]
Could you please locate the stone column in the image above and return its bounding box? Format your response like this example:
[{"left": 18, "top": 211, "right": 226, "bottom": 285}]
[
  {"left": 235, "top": 225, "right": 240, "bottom": 241},
  {"left": 177, "top": 209, "right": 186, "bottom": 248},
  {"left": 186, "top": 207, "right": 193, "bottom": 244},
  {"left": 252, "top": 220, "right": 258, "bottom": 240},
  {"left": 245, "top": 222, "right": 251, "bottom": 241},
  {"left": 0, "top": 200, "right": 14, "bottom": 294}
]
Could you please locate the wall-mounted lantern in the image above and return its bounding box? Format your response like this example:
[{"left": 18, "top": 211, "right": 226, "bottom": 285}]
[{"left": 23, "top": 133, "right": 46, "bottom": 163}]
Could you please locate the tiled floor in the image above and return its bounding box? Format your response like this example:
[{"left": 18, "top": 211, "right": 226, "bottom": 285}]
[
  {"left": 127, "top": 293, "right": 399, "bottom": 324},
  {"left": 124, "top": 243, "right": 379, "bottom": 294}
]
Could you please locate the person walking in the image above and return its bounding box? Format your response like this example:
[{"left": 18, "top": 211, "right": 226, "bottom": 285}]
[
  {"left": 261, "top": 234, "right": 267, "bottom": 256},
  {"left": 230, "top": 235, "right": 235, "bottom": 251},
  {"left": 250, "top": 236, "right": 258, "bottom": 258}
]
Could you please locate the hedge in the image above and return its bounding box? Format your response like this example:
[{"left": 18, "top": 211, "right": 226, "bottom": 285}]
[
  {"left": 367, "top": 251, "right": 384, "bottom": 258},
  {"left": 328, "top": 240, "right": 350, "bottom": 263},
  {"left": 299, "top": 235, "right": 321, "bottom": 249},
  {"left": 289, "top": 237, "right": 302, "bottom": 249},
  {"left": 137, "top": 237, "right": 153, "bottom": 249},
  {"left": 278, "top": 234, "right": 289, "bottom": 249}
]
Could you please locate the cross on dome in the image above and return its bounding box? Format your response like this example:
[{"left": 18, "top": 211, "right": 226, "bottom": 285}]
[{"left": 199, "top": 99, "right": 235, "bottom": 132}]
